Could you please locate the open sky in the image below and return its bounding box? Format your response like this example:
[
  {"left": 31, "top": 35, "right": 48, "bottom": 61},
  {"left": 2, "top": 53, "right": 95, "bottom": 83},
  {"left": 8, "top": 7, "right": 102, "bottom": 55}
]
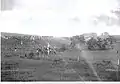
[{"left": 0, "top": 0, "right": 119, "bottom": 37}]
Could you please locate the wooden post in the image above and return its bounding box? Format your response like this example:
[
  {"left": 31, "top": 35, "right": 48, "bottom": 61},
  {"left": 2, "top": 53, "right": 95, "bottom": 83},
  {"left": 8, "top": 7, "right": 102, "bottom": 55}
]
[
  {"left": 78, "top": 49, "right": 82, "bottom": 62},
  {"left": 77, "top": 56, "right": 79, "bottom": 62},
  {"left": 116, "top": 50, "right": 119, "bottom": 81}
]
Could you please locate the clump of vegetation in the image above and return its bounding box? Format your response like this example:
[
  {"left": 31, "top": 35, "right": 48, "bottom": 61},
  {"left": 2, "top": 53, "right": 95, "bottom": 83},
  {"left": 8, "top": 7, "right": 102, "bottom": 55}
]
[
  {"left": 69, "top": 32, "right": 116, "bottom": 50},
  {"left": 87, "top": 37, "right": 115, "bottom": 50},
  {"left": 28, "top": 52, "right": 34, "bottom": 59},
  {"left": 93, "top": 60, "right": 119, "bottom": 81},
  {"left": 70, "top": 35, "right": 86, "bottom": 49},
  {"left": 1, "top": 61, "right": 19, "bottom": 81},
  {"left": 86, "top": 32, "right": 116, "bottom": 50},
  {"left": 59, "top": 44, "right": 68, "bottom": 52}
]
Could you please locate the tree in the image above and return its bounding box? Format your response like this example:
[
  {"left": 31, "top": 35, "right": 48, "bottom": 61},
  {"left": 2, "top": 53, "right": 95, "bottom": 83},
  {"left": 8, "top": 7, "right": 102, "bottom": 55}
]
[
  {"left": 86, "top": 32, "right": 115, "bottom": 50},
  {"left": 86, "top": 37, "right": 97, "bottom": 50},
  {"left": 60, "top": 44, "right": 67, "bottom": 51},
  {"left": 109, "top": 35, "right": 116, "bottom": 44},
  {"left": 69, "top": 41, "right": 76, "bottom": 49},
  {"left": 79, "top": 35, "right": 85, "bottom": 44},
  {"left": 69, "top": 36, "right": 79, "bottom": 48},
  {"left": 28, "top": 52, "right": 34, "bottom": 59},
  {"left": 69, "top": 35, "right": 86, "bottom": 49}
]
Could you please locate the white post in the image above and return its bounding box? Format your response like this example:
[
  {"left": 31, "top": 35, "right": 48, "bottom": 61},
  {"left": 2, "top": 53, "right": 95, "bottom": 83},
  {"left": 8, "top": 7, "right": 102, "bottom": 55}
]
[
  {"left": 118, "top": 58, "right": 119, "bottom": 66},
  {"left": 47, "top": 43, "right": 50, "bottom": 56},
  {"left": 116, "top": 50, "right": 119, "bottom": 80},
  {"left": 21, "top": 41, "right": 23, "bottom": 45}
]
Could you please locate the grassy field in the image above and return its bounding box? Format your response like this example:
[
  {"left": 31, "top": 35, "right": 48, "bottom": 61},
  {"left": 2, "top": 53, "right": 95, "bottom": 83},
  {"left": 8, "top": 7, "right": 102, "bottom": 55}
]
[
  {"left": 1, "top": 32, "right": 120, "bottom": 81},
  {"left": 2, "top": 48, "right": 120, "bottom": 81}
]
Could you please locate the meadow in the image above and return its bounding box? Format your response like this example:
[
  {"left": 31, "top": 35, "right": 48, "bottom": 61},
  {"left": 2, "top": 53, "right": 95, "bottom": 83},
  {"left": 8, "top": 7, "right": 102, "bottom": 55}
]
[{"left": 1, "top": 32, "right": 120, "bottom": 81}]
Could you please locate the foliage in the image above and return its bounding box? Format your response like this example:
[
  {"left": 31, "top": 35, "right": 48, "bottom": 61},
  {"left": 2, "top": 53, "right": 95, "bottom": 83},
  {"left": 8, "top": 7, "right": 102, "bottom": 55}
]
[
  {"left": 86, "top": 33, "right": 115, "bottom": 50},
  {"left": 79, "top": 35, "right": 85, "bottom": 43},
  {"left": 59, "top": 44, "right": 68, "bottom": 52},
  {"left": 87, "top": 37, "right": 98, "bottom": 50},
  {"left": 28, "top": 52, "right": 34, "bottom": 59},
  {"left": 70, "top": 35, "right": 85, "bottom": 49},
  {"left": 93, "top": 60, "right": 118, "bottom": 81}
]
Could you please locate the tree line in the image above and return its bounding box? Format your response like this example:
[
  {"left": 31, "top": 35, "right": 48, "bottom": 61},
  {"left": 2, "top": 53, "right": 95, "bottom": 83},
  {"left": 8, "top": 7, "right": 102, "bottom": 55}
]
[{"left": 70, "top": 32, "right": 116, "bottom": 50}]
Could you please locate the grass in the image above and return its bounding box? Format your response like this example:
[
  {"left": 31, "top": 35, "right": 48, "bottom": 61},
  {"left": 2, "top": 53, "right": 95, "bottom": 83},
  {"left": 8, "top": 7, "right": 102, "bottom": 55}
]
[
  {"left": 2, "top": 44, "right": 120, "bottom": 81},
  {"left": 1, "top": 32, "right": 120, "bottom": 81}
]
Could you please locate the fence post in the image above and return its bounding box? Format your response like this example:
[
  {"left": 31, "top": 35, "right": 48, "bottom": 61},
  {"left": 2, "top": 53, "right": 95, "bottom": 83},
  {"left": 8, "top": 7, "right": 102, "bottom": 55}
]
[{"left": 116, "top": 50, "right": 119, "bottom": 81}]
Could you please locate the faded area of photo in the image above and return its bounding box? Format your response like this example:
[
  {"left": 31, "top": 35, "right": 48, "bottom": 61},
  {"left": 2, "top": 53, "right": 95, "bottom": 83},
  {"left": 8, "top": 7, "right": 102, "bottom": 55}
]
[{"left": 1, "top": 0, "right": 120, "bottom": 83}]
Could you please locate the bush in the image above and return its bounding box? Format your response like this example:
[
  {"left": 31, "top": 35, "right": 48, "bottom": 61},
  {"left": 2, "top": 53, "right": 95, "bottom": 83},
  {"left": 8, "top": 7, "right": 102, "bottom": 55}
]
[
  {"left": 28, "top": 52, "right": 34, "bottom": 59},
  {"left": 59, "top": 44, "right": 68, "bottom": 52},
  {"left": 86, "top": 36, "right": 115, "bottom": 50},
  {"left": 93, "top": 60, "right": 118, "bottom": 81}
]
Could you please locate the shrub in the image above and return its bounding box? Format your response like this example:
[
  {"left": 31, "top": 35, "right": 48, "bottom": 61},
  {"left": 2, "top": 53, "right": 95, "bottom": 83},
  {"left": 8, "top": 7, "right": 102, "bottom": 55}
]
[
  {"left": 28, "top": 52, "right": 34, "bottom": 59},
  {"left": 86, "top": 36, "right": 115, "bottom": 50},
  {"left": 59, "top": 44, "right": 68, "bottom": 52}
]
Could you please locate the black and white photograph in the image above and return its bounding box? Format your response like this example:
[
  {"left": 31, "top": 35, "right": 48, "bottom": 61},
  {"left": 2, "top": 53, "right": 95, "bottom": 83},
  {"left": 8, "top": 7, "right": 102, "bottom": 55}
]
[{"left": 0, "top": 0, "right": 120, "bottom": 82}]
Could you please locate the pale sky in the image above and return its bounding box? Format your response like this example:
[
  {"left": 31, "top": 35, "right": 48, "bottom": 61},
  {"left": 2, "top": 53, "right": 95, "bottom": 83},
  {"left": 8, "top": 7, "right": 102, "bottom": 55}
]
[{"left": 0, "top": 0, "right": 119, "bottom": 37}]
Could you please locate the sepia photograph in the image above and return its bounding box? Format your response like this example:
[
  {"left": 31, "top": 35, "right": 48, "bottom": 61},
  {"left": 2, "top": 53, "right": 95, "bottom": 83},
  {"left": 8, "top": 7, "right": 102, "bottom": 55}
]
[{"left": 0, "top": 0, "right": 120, "bottom": 82}]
